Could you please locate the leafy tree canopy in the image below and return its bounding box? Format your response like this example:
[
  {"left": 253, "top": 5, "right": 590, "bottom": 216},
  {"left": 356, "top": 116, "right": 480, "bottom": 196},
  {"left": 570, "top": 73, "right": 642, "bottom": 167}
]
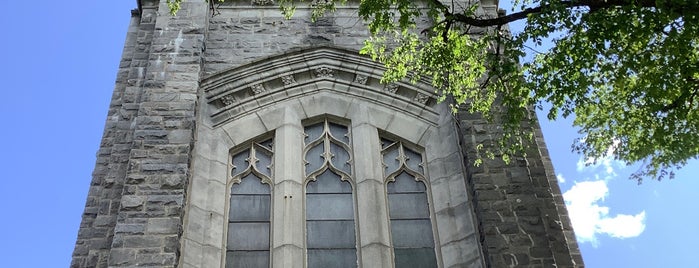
[{"left": 168, "top": 0, "right": 699, "bottom": 182}]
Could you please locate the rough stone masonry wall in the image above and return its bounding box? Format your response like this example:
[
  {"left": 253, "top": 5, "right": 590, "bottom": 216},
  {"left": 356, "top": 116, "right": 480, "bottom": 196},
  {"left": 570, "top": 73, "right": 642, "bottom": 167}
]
[
  {"left": 72, "top": 0, "right": 208, "bottom": 267},
  {"left": 457, "top": 107, "right": 584, "bottom": 267},
  {"left": 72, "top": 0, "right": 584, "bottom": 267},
  {"left": 71, "top": 7, "right": 151, "bottom": 268}
]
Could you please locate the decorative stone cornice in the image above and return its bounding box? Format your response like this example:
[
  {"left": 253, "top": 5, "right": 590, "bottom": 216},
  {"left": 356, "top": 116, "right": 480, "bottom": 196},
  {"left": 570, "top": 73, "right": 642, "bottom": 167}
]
[{"left": 200, "top": 46, "right": 438, "bottom": 126}]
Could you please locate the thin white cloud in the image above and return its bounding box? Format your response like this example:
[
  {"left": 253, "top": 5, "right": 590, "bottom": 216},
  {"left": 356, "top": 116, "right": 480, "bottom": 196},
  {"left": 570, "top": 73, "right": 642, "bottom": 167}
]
[
  {"left": 556, "top": 173, "right": 566, "bottom": 183},
  {"left": 575, "top": 139, "right": 623, "bottom": 177},
  {"left": 563, "top": 180, "right": 646, "bottom": 246}
]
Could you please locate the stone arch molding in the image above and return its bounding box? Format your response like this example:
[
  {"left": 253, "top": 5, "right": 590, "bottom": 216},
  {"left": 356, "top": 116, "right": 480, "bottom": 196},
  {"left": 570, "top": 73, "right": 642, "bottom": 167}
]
[
  {"left": 180, "top": 46, "right": 486, "bottom": 268},
  {"left": 200, "top": 46, "right": 440, "bottom": 127}
]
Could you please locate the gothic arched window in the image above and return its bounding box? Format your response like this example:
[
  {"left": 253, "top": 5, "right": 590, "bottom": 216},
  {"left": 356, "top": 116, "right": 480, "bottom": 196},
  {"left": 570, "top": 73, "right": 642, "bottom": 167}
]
[
  {"left": 382, "top": 138, "right": 438, "bottom": 267},
  {"left": 304, "top": 119, "right": 358, "bottom": 267},
  {"left": 226, "top": 138, "right": 273, "bottom": 268}
]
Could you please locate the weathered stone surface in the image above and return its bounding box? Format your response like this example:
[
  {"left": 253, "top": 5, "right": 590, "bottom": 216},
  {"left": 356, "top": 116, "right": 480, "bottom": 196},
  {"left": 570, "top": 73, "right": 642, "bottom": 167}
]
[{"left": 73, "top": 1, "right": 582, "bottom": 267}]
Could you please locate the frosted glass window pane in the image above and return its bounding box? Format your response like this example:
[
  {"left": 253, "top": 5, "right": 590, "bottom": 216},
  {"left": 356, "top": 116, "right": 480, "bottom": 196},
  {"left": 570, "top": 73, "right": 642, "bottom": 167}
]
[
  {"left": 231, "top": 174, "right": 270, "bottom": 195},
  {"left": 307, "top": 170, "right": 352, "bottom": 193},
  {"left": 390, "top": 219, "right": 435, "bottom": 248},
  {"left": 394, "top": 248, "right": 437, "bottom": 268},
  {"left": 387, "top": 193, "right": 429, "bottom": 219},
  {"left": 229, "top": 195, "right": 270, "bottom": 221},
  {"left": 232, "top": 150, "right": 250, "bottom": 177},
  {"left": 329, "top": 142, "right": 351, "bottom": 174},
  {"left": 306, "top": 194, "right": 354, "bottom": 220},
  {"left": 255, "top": 150, "right": 272, "bottom": 177},
  {"left": 307, "top": 249, "right": 357, "bottom": 268},
  {"left": 387, "top": 172, "right": 426, "bottom": 193},
  {"left": 383, "top": 146, "right": 400, "bottom": 175},
  {"left": 227, "top": 222, "right": 270, "bottom": 250},
  {"left": 328, "top": 122, "right": 349, "bottom": 144},
  {"left": 306, "top": 142, "right": 324, "bottom": 175},
  {"left": 404, "top": 147, "right": 423, "bottom": 173},
  {"left": 306, "top": 220, "right": 357, "bottom": 248},
  {"left": 226, "top": 251, "right": 270, "bottom": 268},
  {"left": 304, "top": 123, "right": 324, "bottom": 144}
]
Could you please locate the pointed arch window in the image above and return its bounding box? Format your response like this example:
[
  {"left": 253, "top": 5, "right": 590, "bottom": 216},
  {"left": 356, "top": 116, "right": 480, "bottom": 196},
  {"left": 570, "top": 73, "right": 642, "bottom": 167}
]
[
  {"left": 304, "top": 119, "right": 358, "bottom": 267},
  {"left": 226, "top": 138, "right": 273, "bottom": 268},
  {"left": 382, "top": 138, "right": 437, "bottom": 268}
]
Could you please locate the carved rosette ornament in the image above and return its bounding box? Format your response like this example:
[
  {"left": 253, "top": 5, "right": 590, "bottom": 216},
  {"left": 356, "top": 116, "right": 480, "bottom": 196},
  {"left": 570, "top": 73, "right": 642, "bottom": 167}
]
[
  {"left": 385, "top": 83, "right": 399, "bottom": 94},
  {"left": 221, "top": 94, "right": 236, "bottom": 106},
  {"left": 251, "top": 83, "right": 265, "bottom": 95},
  {"left": 354, "top": 74, "right": 368, "bottom": 85},
  {"left": 414, "top": 93, "right": 429, "bottom": 104},
  {"left": 314, "top": 67, "right": 334, "bottom": 78},
  {"left": 281, "top": 75, "right": 297, "bottom": 85}
]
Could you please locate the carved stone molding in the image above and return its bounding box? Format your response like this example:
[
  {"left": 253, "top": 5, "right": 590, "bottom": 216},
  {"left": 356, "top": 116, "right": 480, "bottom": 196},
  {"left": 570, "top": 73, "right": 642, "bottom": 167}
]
[
  {"left": 251, "top": 83, "right": 265, "bottom": 95},
  {"left": 415, "top": 93, "right": 429, "bottom": 104},
  {"left": 252, "top": 0, "right": 274, "bottom": 5},
  {"left": 354, "top": 74, "right": 368, "bottom": 85},
  {"left": 200, "top": 47, "right": 439, "bottom": 126},
  {"left": 281, "top": 75, "right": 296, "bottom": 85},
  {"left": 385, "top": 83, "right": 399, "bottom": 94},
  {"left": 314, "top": 67, "right": 334, "bottom": 78},
  {"left": 221, "top": 94, "right": 236, "bottom": 106}
]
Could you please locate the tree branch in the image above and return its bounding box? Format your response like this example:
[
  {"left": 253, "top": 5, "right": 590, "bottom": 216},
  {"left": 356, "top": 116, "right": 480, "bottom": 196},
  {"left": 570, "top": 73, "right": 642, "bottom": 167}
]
[{"left": 443, "top": 0, "right": 661, "bottom": 27}]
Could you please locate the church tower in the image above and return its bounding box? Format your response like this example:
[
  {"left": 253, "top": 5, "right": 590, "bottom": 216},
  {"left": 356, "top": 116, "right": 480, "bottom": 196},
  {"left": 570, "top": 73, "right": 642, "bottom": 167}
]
[{"left": 71, "top": 0, "right": 583, "bottom": 267}]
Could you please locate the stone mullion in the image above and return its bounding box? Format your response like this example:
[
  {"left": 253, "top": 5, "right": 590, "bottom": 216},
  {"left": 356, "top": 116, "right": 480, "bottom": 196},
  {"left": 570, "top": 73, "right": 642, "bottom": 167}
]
[
  {"left": 352, "top": 122, "right": 393, "bottom": 267},
  {"left": 271, "top": 109, "right": 305, "bottom": 267},
  {"left": 108, "top": 1, "right": 208, "bottom": 267}
]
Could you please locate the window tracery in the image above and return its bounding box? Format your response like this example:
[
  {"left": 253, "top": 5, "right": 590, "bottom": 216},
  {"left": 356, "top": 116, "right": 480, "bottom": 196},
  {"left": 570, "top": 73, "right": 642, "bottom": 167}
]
[
  {"left": 304, "top": 119, "right": 358, "bottom": 267},
  {"left": 382, "top": 138, "right": 438, "bottom": 267},
  {"left": 226, "top": 138, "right": 274, "bottom": 267}
]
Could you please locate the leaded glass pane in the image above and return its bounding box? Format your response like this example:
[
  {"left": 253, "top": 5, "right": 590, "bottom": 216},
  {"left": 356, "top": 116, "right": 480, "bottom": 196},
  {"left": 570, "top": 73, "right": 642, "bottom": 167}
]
[
  {"left": 387, "top": 193, "right": 430, "bottom": 219},
  {"left": 307, "top": 249, "right": 357, "bottom": 268},
  {"left": 386, "top": 167, "right": 437, "bottom": 267},
  {"left": 328, "top": 122, "right": 349, "bottom": 144},
  {"left": 394, "top": 248, "right": 438, "bottom": 268},
  {"left": 306, "top": 142, "right": 324, "bottom": 175},
  {"left": 387, "top": 172, "right": 426, "bottom": 193},
  {"left": 231, "top": 174, "right": 270, "bottom": 195},
  {"left": 329, "top": 142, "right": 351, "bottom": 174},
  {"left": 231, "top": 150, "right": 250, "bottom": 177},
  {"left": 229, "top": 195, "right": 270, "bottom": 222},
  {"left": 390, "top": 219, "right": 435, "bottom": 247},
  {"left": 306, "top": 220, "right": 357, "bottom": 248},
  {"left": 404, "top": 147, "right": 423, "bottom": 173},
  {"left": 307, "top": 170, "right": 352, "bottom": 193},
  {"left": 306, "top": 194, "right": 354, "bottom": 220},
  {"left": 255, "top": 148, "right": 272, "bottom": 177},
  {"left": 227, "top": 222, "right": 271, "bottom": 250},
  {"left": 226, "top": 251, "right": 270, "bottom": 268},
  {"left": 383, "top": 145, "right": 400, "bottom": 175},
  {"left": 304, "top": 123, "right": 324, "bottom": 144}
]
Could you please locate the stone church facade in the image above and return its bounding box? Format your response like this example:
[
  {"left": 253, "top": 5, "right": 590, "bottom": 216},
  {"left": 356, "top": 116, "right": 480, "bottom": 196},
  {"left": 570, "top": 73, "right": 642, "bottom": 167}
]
[{"left": 71, "top": 0, "right": 583, "bottom": 267}]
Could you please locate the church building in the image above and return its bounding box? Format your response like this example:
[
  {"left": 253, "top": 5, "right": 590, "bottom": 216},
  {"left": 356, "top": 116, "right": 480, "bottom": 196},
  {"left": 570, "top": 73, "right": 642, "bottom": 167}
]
[{"left": 71, "top": 0, "right": 583, "bottom": 267}]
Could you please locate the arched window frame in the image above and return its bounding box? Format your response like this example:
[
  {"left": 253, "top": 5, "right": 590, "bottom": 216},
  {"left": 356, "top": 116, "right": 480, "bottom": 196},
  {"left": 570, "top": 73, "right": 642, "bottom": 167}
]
[
  {"left": 381, "top": 136, "right": 440, "bottom": 267},
  {"left": 302, "top": 117, "right": 361, "bottom": 267},
  {"left": 224, "top": 135, "right": 275, "bottom": 268}
]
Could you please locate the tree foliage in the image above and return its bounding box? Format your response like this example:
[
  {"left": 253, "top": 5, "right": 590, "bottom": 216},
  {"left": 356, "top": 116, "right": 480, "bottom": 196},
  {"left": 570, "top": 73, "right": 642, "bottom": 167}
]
[{"left": 168, "top": 0, "right": 699, "bottom": 182}]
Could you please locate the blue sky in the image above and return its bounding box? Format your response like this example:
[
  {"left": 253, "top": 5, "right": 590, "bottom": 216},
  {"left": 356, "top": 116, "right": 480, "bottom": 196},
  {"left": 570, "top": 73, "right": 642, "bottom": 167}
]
[{"left": 0, "top": 1, "right": 697, "bottom": 267}]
